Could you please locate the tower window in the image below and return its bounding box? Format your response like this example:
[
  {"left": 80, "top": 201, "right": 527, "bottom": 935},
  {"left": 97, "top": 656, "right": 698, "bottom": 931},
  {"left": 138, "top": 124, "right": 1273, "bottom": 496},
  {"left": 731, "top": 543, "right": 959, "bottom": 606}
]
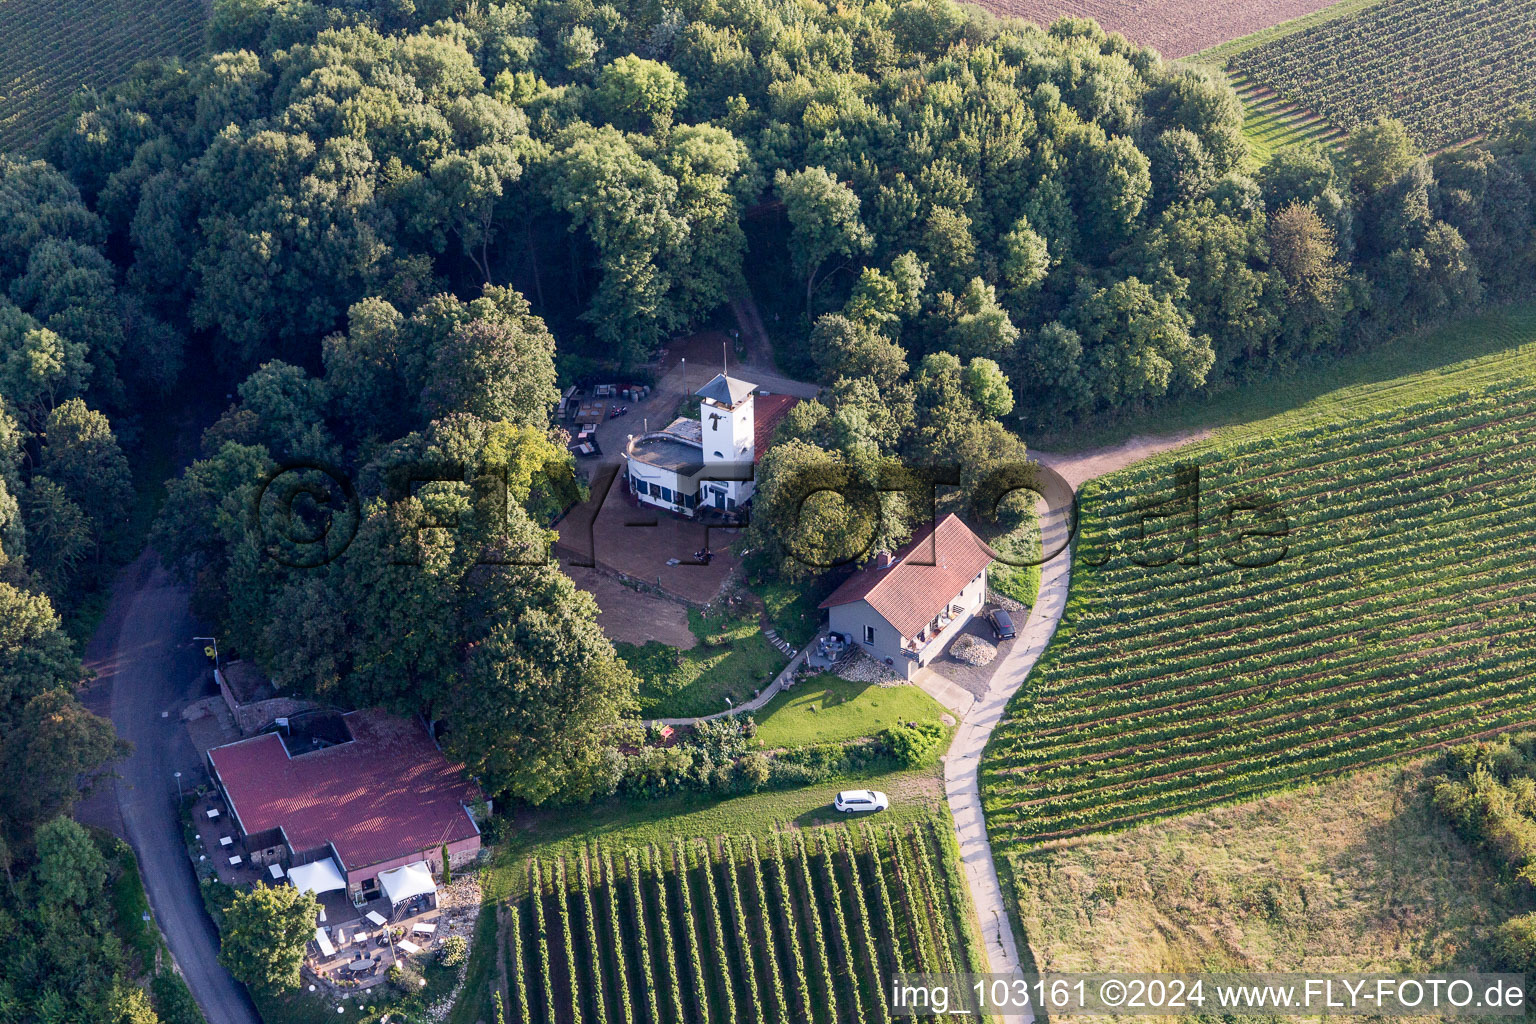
[{"left": 713, "top": 451, "right": 724, "bottom": 458}]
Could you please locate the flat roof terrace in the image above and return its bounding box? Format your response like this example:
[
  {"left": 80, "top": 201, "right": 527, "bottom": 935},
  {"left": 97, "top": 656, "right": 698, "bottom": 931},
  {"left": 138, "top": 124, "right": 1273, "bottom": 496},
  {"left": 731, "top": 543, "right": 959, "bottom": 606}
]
[{"left": 627, "top": 433, "right": 706, "bottom": 475}]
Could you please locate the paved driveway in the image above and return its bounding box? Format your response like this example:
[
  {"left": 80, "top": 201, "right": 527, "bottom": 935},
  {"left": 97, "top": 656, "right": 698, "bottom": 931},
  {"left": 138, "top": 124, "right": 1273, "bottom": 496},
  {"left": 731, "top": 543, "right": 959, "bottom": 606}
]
[{"left": 85, "top": 553, "right": 262, "bottom": 1024}]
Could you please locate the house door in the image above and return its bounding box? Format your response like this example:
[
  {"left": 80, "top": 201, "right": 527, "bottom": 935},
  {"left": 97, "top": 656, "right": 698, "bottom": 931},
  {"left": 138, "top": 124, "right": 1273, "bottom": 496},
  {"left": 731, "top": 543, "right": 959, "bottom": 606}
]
[{"left": 713, "top": 489, "right": 726, "bottom": 509}]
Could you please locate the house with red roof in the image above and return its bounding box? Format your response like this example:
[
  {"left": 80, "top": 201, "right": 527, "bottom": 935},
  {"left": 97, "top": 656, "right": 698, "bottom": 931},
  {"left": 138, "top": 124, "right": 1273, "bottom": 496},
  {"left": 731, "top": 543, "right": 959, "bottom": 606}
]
[
  {"left": 622, "top": 372, "right": 797, "bottom": 517},
  {"left": 206, "top": 709, "right": 481, "bottom": 908},
  {"left": 818, "top": 513, "right": 994, "bottom": 678}
]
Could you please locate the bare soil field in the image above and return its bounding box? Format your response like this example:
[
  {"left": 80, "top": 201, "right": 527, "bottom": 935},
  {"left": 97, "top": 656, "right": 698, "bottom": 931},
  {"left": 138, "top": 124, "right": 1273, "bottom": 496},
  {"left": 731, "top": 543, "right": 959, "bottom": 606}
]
[{"left": 979, "top": 0, "right": 1344, "bottom": 59}]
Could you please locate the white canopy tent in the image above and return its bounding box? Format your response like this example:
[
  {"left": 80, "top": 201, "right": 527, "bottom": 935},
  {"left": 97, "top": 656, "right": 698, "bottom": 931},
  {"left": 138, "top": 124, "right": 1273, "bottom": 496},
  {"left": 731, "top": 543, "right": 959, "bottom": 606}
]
[
  {"left": 378, "top": 861, "right": 437, "bottom": 906},
  {"left": 288, "top": 857, "right": 346, "bottom": 896}
]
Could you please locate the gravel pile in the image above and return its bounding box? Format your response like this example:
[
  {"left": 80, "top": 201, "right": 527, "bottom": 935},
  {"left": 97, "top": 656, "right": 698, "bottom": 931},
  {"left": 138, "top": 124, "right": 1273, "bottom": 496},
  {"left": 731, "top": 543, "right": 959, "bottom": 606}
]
[
  {"left": 950, "top": 633, "right": 997, "bottom": 667},
  {"left": 836, "top": 649, "right": 903, "bottom": 684}
]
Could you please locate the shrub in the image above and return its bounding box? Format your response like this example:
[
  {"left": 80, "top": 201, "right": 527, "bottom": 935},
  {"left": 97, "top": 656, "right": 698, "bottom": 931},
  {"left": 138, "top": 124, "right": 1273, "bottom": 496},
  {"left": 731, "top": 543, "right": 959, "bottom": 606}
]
[
  {"left": 737, "top": 751, "right": 771, "bottom": 791},
  {"left": 151, "top": 971, "right": 206, "bottom": 1024},
  {"left": 389, "top": 964, "right": 424, "bottom": 996},
  {"left": 885, "top": 722, "right": 947, "bottom": 767},
  {"left": 438, "top": 935, "right": 468, "bottom": 967},
  {"left": 1496, "top": 914, "right": 1536, "bottom": 974}
]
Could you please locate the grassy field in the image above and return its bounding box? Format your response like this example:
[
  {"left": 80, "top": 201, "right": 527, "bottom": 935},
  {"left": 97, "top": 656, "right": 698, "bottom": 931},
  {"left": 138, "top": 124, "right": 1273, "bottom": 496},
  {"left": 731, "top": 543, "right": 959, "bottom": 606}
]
[
  {"left": 618, "top": 608, "right": 785, "bottom": 718},
  {"left": 1226, "top": 0, "right": 1536, "bottom": 149},
  {"left": 1006, "top": 759, "right": 1528, "bottom": 974},
  {"left": 981, "top": 514, "right": 1041, "bottom": 607},
  {"left": 1032, "top": 300, "right": 1536, "bottom": 452},
  {"left": 1227, "top": 71, "right": 1342, "bottom": 163},
  {"left": 984, "top": 375, "right": 1536, "bottom": 845},
  {"left": 502, "top": 817, "right": 987, "bottom": 1024},
  {"left": 753, "top": 674, "right": 950, "bottom": 749},
  {"left": 491, "top": 764, "right": 950, "bottom": 888},
  {"left": 0, "top": 0, "right": 206, "bottom": 154}
]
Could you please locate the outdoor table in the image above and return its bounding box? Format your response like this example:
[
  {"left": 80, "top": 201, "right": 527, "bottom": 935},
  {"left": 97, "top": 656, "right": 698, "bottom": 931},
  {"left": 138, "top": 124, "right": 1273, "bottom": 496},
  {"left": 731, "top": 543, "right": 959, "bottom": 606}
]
[
  {"left": 575, "top": 399, "right": 607, "bottom": 424},
  {"left": 228, "top": 855, "right": 242, "bottom": 866},
  {"left": 366, "top": 911, "right": 387, "bottom": 927},
  {"left": 412, "top": 922, "right": 436, "bottom": 935},
  {"left": 345, "top": 959, "right": 375, "bottom": 975},
  {"left": 219, "top": 836, "right": 233, "bottom": 847},
  {"left": 268, "top": 864, "right": 284, "bottom": 880},
  {"left": 205, "top": 808, "right": 220, "bottom": 819},
  {"left": 396, "top": 939, "right": 421, "bottom": 955}
]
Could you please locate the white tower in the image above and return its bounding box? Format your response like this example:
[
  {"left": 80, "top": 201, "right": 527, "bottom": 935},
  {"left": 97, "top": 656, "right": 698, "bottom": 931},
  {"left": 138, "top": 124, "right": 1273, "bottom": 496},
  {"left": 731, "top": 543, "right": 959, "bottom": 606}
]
[
  {"left": 695, "top": 372, "right": 756, "bottom": 509},
  {"left": 697, "top": 373, "right": 755, "bottom": 465}
]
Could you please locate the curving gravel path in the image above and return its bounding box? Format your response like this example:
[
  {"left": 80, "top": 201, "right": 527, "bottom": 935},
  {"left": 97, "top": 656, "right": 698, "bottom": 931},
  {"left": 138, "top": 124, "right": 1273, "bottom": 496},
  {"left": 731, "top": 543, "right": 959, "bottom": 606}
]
[
  {"left": 941, "top": 433, "right": 1204, "bottom": 1023},
  {"left": 941, "top": 467, "right": 1073, "bottom": 1024}
]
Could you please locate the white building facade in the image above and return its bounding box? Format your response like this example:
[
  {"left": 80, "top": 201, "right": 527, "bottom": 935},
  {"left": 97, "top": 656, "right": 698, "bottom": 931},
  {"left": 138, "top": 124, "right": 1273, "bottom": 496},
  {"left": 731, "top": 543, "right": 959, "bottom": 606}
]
[{"left": 625, "top": 373, "right": 761, "bottom": 517}]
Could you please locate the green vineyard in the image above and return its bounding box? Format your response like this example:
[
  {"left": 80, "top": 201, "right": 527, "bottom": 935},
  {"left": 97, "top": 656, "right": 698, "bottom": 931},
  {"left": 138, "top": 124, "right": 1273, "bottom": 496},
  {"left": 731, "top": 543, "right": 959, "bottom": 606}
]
[
  {"left": 505, "top": 820, "right": 988, "bottom": 1024},
  {"left": 1227, "top": 0, "right": 1536, "bottom": 150},
  {"left": 983, "top": 378, "right": 1536, "bottom": 846},
  {"left": 0, "top": 0, "right": 206, "bottom": 154}
]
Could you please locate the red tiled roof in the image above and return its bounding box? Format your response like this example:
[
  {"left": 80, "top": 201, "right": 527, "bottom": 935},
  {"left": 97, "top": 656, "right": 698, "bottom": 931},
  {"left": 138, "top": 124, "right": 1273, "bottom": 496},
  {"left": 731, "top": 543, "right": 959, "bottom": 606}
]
[
  {"left": 818, "top": 513, "right": 994, "bottom": 639},
  {"left": 208, "top": 710, "right": 479, "bottom": 873},
  {"left": 752, "top": 393, "right": 799, "bottom": 464}
]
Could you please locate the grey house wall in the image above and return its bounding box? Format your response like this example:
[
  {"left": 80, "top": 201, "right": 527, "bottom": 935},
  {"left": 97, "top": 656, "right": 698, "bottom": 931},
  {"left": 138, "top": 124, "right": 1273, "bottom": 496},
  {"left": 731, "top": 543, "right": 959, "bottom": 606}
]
[
  {"left": 827, "top": 599, "right": 916, "bottom": 679},
  {"left": 825, "top": 568, "right": 990, "bottom": 680}
]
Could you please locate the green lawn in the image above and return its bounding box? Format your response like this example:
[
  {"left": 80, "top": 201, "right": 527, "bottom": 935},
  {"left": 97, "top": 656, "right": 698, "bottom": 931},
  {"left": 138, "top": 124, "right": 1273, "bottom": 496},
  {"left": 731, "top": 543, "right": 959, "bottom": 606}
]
[
  {"left": 484, "top": 759, "right": 951, "bottom": 901},
  {"left": 755, "top": 576, "right": 833, "bottom": 648},
  {"left": 618, "top": 607, "right": 786, "bottom": 718},
  {"left": 1228, "top": 72, "right": 1341, "bottom": 164},
  {"left": 982, "top": 516, "right": 1041, "bottom": 608},
  {"left": 752, "top": 673, "right": 949, "bottom": 748},
  {"left": 106, "top": 837, "right": 158, "bottom": 967},
  {"left": 1031, "top": 300, "right": 1536, "bottom": 452}
]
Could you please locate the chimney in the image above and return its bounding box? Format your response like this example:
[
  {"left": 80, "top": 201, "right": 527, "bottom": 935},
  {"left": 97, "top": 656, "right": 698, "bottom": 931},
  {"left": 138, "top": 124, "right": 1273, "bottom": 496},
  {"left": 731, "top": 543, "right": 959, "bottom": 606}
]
[{"left": 875, "top": 550, "right": 893, "bottom": 569}]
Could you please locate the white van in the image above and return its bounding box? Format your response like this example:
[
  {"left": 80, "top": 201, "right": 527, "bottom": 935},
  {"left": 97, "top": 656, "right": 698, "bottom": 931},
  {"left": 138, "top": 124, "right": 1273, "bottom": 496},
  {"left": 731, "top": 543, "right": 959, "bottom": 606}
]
[{"left": 833, "top": 790, "right": 890, "bottom": 813}]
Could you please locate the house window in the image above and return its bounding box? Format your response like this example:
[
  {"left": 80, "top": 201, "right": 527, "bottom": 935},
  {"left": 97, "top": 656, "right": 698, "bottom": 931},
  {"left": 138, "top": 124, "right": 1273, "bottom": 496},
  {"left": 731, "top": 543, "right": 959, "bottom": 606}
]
[
  {"left": 660, "top": 486, "right": 673, "bottom": 503},
  {"left": 649, "top": 482, "right": 662, "bottom": 498},
  {"left": 863, "top": 624, "right": 876, "bottom": 645},
  {"left": 726, "top": 497, "right": 736, "bottom": 510}
]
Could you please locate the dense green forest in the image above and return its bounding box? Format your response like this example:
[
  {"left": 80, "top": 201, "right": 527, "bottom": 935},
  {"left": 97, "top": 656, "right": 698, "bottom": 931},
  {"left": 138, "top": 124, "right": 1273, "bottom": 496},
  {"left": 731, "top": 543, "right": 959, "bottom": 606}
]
[{"left": 1, "top": 0, "right": 1534, "bottom": 1013}]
